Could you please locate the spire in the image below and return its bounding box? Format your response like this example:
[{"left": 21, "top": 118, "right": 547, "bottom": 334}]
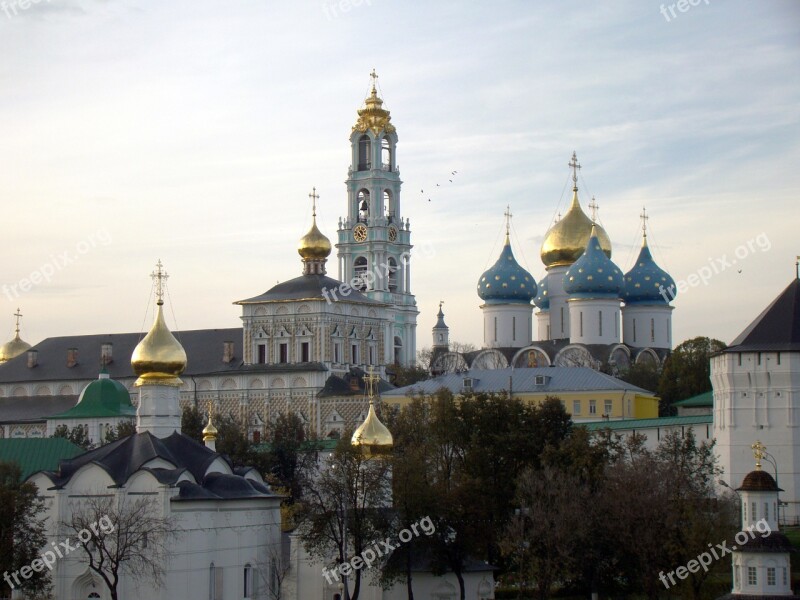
[
  {"left": 434, "top": 300, "right": 448, "bottom": 329},
  {"left": 151, "top": 260, "right": 168, "bottom": 306},
  {"left": 353, "top": 70, "right": 395, "bottom": 134},
  {"left": 588, "top": 196, "right": 599, "bottom": 223},
  {"left": 13, "top": 308, "right": 22, "bottom": 337},
  {"left": 203, "top": 404, "right": 218, "bottom": 450},
  {"left": 568, "top": 151, "right": 581, "bottom": 191},
  {"left": 504, "top": 205, "right": 512, "bottom": 243}
]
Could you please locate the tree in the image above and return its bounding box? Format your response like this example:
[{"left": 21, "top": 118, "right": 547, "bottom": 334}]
[
  {"left": 296, "top": 435, "right": 393, "bottom": 600},
  {"left": 62, "top": 495, "right": 180, "bottom": 600},
  {"left": 51, "top": 423, "right": 94, "bottom": 450},
  {"left": 103, "top": 419, "right": 136, "bottom": 444},
  {"left": 0, "top": 462, "right": 50, "bottom": 598},
  {"left": 619, "top": 360, "right": 661, "bottom": 395},
  {"left": 658, "top": 336, "right": 725, "bottom": 414},
  {"left": 181, "top": 404, "right": 206, "bottom": 442}
]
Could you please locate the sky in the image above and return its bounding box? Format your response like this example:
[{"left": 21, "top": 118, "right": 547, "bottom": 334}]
[{"left": 1, "top": 0, "right": 799, "bottom": 354}]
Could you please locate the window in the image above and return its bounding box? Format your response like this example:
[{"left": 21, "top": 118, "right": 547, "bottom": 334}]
[
  {"left": 388, "top": 257, "right": 398, "bottom": 291},
  {"left": 783, "top": 567, "right": 788, "bottom": 586},
  {"left": 209, "top": 563, "right": 216, "bottom": 600},
  {"left": 244, "top": 564, "right": 253, "bottom": 598},
  {"left": 572, "top": 400, "right": 581, "bottom": 415},
  {"left": 560, "top": 307, "right": 564, "bottom": 334},
  {"left": 368, "top": 345, "right": 375, "bottom": 365},
  {"left": 767, "top": 567, "right": 776, "bottom": 586},
  {"left": 650, "top": 318, "right": 655, "bottom": 342},
  {"left": 512, "top": 316, "right": 516, "bottom": 341},
  {"left": 579, "top": 311, "right": 583, "bottom": 337},
  {"left": 333, "top": 341, "right": 341, "bottom": 363},
  {"left": 743, "top": 502, "right": 747, "bottom": 522},
  {"left": 633, "top": 318, "right": 637, "bottom": 342},
  {"left": 758, "top": 352, "right": 762, "bottom": 365},
  {"left": 598, "top": 310, "right": 603, "bottom": 336},
  {"left": 279, "top": 343, "right": 288, "bottom": 364},
  {"left": 748, "top": 566, "right": 757, "bottom": 586},
  {"left": 494, "top": 317, "right": 497, "bottom": 342},
  {"left": 765, "top": 502, "right": 769, "bottom": 521},
  {"left": 300, "top": 342, "right": 310, "bottom": 362},
  {"left": 381, "top": 137, "right": 392, "bottom": 170},
  {"left": 752, "top": 502, "right": 757, "bottom": 521},
  {"left": 257, "top": 344, "right": 266, "bottom": 364},
  {"left": 354, "top": 256, "right": 368, "bottom": 290},
  {"left": 351, "top": 343, "right": 359, "bottom": 364},
  {"left": 777, "top": 352, "right": 781, "bottom": 365},
  {"left": 604, "top": 400, "right": 612, "bottom": 416},
  {"left": 589, "top": 400, "right": 597, "bottom": 415},
  {"left": 358, "top": 135, "right": 371, "bottom": 170}
]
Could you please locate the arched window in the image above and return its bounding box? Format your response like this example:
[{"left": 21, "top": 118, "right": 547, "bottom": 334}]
[
  {"left": 243, "top": 563, "right": 253, "bottom": 598},
  {"left": 357, "top": 190, "right": 370, "bottom": 222},
  {"left": 387, "top": 257, "right": 398, "bottom": 292},
  {"left": 384, "top": 189, "right": 393, "bottom": 222},
  {"left": 381, "top": 136, "right": 392, "bottom": 170},
  {"left": 353, "top": 257, "right": 368, "bottom": 291},
  {"left": 358, "top": 135, "right": 371, "bottom": 170},
  {"left": 394, "top": 336, "right": 403, "bottom": 364},
  {"left": 209, "top": 563, "right": 215, "bottom": 600}
]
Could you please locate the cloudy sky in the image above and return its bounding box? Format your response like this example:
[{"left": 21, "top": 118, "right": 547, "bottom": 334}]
[{"left": 1, "top": 0, "right": 798, "bottom": 354}]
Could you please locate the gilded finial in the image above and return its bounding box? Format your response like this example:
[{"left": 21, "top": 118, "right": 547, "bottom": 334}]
[
  {"left": 364, "top": 365, "right": 381, "bottom": 402},
  {"left": 504, "top": 205, "right": 513, "bottom": 240},
  {"left": 588, "top": 197, "right": 599, "bottom": 223},
  {"left": 752, "top": 440, "right": 767, "bottom": 470},
  {"left": 13, "top": 308, "right": 22, "bottom": 336},
  {"left": 150, "top": 260, "right": 168, "bottom": 306},
  {"left": 309, "top": 187, "right": 319, "bottom": 218},
  {"left": 202, "top": 403, "right": 218, "bottom": 442},
  {"left": 352, "top": 366, "right": 393, "bottom": 453},
  {"left": 568, "top": 151, "right": 581, "bottom": 190},
  {"left": 369, "top": 68, "right": 378, "bottom": 95}
]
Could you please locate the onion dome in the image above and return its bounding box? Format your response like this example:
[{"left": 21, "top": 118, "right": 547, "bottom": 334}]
[
  {"left": 0, "top": 309, "right": 31, "bottom": 363},
  {"left": 298, "top": 210, "right": 332, "bottom": 261},
  {"left": 353, "top": 70, "right": 395, "bottom": 135},
  {"left": 541, "top": 154, "right": 612, "bottom": 268},
  {"left": 202, "top": 413, "right": 218, "bottom": 443},
  {"left": 352, "top": 401, "right": 393, "bottom": 455},
  {"left": 478, "top": 235, "right": 537, "bottom": 304},
  {"left": 51, "top": 370, "right": 135, "bottom": 419},
  {"left": 131, "top": 262, "right": 187, "bottom": 387},
  {"left": 534, "top": 276, "right": 549, "bottom": 310},
  {"left": 563, "top": 225, "right": 623, "bottom": 297},
  {"left": 623, "top": 220, "right": 676, "bottom": 305}
]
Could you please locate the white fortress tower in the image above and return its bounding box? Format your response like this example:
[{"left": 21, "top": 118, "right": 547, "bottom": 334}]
[{"left": 713, "top": 275, "right": 800, "bottom": 523}]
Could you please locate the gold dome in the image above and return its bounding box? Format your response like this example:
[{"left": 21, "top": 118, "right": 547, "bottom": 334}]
[
  {"left": 540, "top": 188, "right": 612, "bottom": 268},
  {"left": 202, "top": 413, "right": 218, "bottom": 442},
  {"left": 131, "top": 302, "right": 187, "bottom": 387},
  {"left": 353, "top": 70, "right": 396, "bottom": 135},
  {"left": 298, "top": 214, "right": 332, "bottom": 261},
  {"left": 0, "top": 332, "right": 31, "bottom": 363},
  {"left": 352, "top": 401, "right": 393, "bottom": 455}
]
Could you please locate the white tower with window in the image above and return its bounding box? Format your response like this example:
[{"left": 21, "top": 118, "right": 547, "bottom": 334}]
[
  {"left": 725, "top": 441, "right": 797, "bottom": 599},
  {"left": 336, "top": 71, "right": 418, "bottom": 365}
]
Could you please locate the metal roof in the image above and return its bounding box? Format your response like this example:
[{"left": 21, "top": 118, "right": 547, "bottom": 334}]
[
  {"left": 672, "top": 390, "right": 713, "bottom": 408},
  {"left": 0, "top": 438, "right": 84, "bottom": 480},
  {"left": 581, "top": 414, "right": 712, "bottom": 431},
  {"left": 725, "top": 278, "right": 800, "bottom": 353}
]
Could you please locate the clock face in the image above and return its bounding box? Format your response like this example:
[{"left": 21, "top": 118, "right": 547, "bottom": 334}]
[
  {"left": 353, "top": 224, "right": 368, "bottom": 242},
  {"left": 388, "top": 226, "right": 398, "bottom": 242}
]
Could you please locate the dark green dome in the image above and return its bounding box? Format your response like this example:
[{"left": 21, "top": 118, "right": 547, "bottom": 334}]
[{"left": 51, "top": 372, "right": 135, "bottom": 419}]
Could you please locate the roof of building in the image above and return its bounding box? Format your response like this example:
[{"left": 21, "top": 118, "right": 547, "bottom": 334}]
[
  {"left": 672, "top": 390, "right": 713, "bottom": 408},
  {"left": 477, "top": 236, "right": 536, "bottom": 305},
  {"left": 622, "top": 236, "right": 676, "bottom": 305},
  {"left": 737, "top": 469, "right": 782, "bottom": 492},
  {"left": 49, "top": 374, "right": 136, "bottom": 420},
  {"left": 383, "top": 367, "right": 655, "bottom": 398},
  {"left": 725, "top": 277, "right": 800, "bottom": 352},
  {"left": 563, "top": 227, "right": 624, "bottom": 298},
  {"left": 33, "top": 431, "right": 279, "bottom": 501},
  {"left": 0, "top": 395, "right": 78, "bottom": 424},
  {"left": 235, "top": 274, "right": 383, "bottom": 305},
  {"left": 0, "top": 438, "right": 84, "bottom": 480},
  {"left": 581, "top": 414, "right": 712, "bottom": 431},
  {"left": 0, "top": 327, "right": 328, "bottom": 384}
]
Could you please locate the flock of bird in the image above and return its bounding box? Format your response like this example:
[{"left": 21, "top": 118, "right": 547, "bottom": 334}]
[{"left": 420, "top": 170, "right": 458, "bottom": 201}]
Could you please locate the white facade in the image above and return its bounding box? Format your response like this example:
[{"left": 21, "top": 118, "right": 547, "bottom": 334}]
[
  {"left": 622, "top": 304, "right": 673, "bottom": 349},
  {"left": 544, "top": 265, "right": 570, "bottom": 340},
  {"left": 712, "top": 350, "right": 800, "bottom": 524},
  {"left": 481, "top": 304, "right": 533, "bottom": 349},
  {"left": 567, "top": 298, "right": 620, "bottom": 346}
]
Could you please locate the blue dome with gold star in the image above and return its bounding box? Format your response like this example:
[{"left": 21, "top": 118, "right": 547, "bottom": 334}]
[
  {"left": 563, "top": 226, "right": 623, "bottom": 298},
  {"left": 623, "top": 236, "right": 676, "bottom": 305},
  {"left": 534, "top": 276, "right": 549, "bottom": 310},
  {"left": 477, "top": 237, "right": 536, "bottom": 304}
]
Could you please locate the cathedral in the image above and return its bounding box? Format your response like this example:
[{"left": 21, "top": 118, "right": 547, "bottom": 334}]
[{"left": 431, "top": 152, "right": 677, "bottom": 376}]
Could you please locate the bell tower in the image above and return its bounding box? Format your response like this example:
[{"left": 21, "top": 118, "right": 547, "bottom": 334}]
[{"left": 336, "top": 71, "right": 418, "bottom": 366}]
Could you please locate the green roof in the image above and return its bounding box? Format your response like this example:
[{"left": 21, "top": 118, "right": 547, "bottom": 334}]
[
  {"left": 0, "top": 438, "right": 85, "bottom": 480},
  {"left": 253, "top": 438, "right": 339, "bottom": 453},
  {"left": 580, "top": 414, "right": 712, "bottom": 432},
  {"left": 50, "top": 375, "right": 136, "bottom": 419},
  {"left": 673, "top": 390, "right": 713, "bottom": 408}
]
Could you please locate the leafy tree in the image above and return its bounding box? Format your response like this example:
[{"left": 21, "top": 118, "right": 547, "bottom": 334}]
[
  {"left": 0, "top": 462, "right": 50, "bottom": 598},
  {"left": 296, "top": 435, "right": 393, "bottom": 600},
  {"left": 51, "top": 423, "right": 94, "bottom": 450},
  {"left": 103, "top": 419, "right": 136, "bottom": 444},
  {"left": 180, "top": 405, "right": 206, "bottom": 442},
  {"left": 658, "top": 336, "right": 725, "bottom": 414},
  {"left": 619, "top": 360, "right": 662, "bottom": 395},
  {"left": 389, "top": 362, "right": 430, "bottom": 387},
  {"left": 62, "top": 495, "right": 179, "bottom": 600}
]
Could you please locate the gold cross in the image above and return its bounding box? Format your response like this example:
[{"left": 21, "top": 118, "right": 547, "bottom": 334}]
[
  {"left": 150, "top": 260, "right": 168, "bottom": 305},
  {"left": 588, "top": 197, "right": 599, "bottom": 222},
  {"left": 309, "top": 187, "right": 319, "bottom": 217},
  {"left": 364, "top": 366, "right": 381, "bottom": 400},
  {"left": 370, "top": 69, "right": 378, "bottom": 93},
  {"left": 504, "top": 205, "right": 513, "bottom": 236},
  {"left": 752, "top": 440, "right": 767, "bottom": 470},
  {"left": 640, "top": 206, "right": 649, "bottom": 237},
  {"left": 568, "top": 151, "right": 581, "bottom": 186},
  {"left": 13, "top": 308, "right": 21, "bottom": 334}
]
